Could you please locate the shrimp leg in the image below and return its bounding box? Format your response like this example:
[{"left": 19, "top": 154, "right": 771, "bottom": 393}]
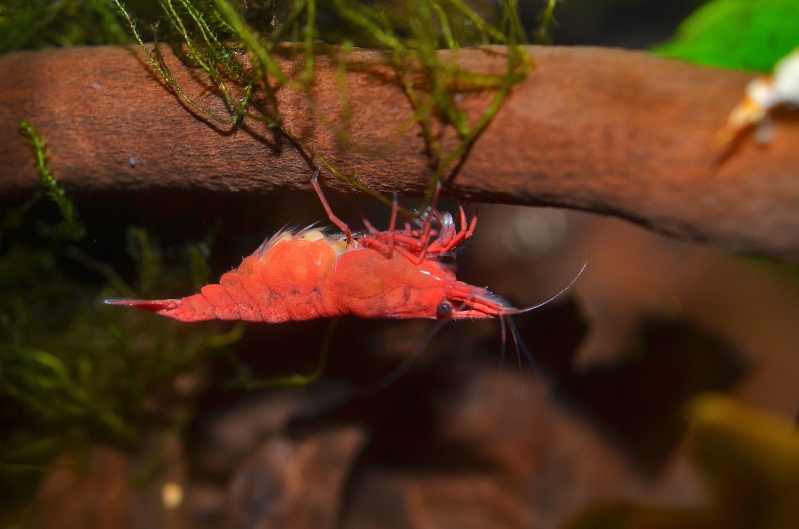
[{"left": 311, "top": 168, "right": 354, "bottom": 247}]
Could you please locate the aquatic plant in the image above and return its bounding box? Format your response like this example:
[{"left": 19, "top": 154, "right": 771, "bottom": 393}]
[
  {"left": 0, "top": 0, "right": 134, "bottom": 52},
  {"left": 0, "top": 123, "right": 242, "bottom": 505},
  {"left": 111, "top": 0, "right": 536, "bottom": 203}
]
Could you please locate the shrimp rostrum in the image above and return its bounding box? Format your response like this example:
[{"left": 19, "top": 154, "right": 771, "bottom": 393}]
[{"left": 105, "top": 171, "right": 583, "bottom": 333}]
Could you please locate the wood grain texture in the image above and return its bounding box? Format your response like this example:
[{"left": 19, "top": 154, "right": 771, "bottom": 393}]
[{"left": 2, "top": 45, "right": 799, "bottom": 259}]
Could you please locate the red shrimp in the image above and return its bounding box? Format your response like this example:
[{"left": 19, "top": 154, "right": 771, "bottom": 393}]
[{"left": 105, "top": 170, "right": 584, "bottom": 339}]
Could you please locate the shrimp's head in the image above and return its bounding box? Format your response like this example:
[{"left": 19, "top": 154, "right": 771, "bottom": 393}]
[
  {"left": 330, "top": 247, "right": 514, "bottom": 320},
  {"left": 439, "top": 279, "right": 515, "bottom": 320}
]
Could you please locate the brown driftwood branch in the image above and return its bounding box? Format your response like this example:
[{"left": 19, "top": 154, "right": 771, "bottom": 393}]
[{"left": 2, "top": 45, "right": 798, "bottom": 259}]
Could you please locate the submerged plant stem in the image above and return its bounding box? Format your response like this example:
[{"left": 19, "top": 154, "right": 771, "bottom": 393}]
[{"left": 17, "top": 120, "right": 84, "bottom": 241}]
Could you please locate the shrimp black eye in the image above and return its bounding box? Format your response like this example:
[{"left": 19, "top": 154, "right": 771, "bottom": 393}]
[{"left": 436, "top": 300, "right": 453, "bottom": 319}]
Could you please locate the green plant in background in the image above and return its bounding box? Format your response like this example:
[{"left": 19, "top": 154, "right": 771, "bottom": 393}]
[
  {"left": 0, "top": 0, "right": 137, "bottom": 52},
  {"left": 0, "top": 123, "right": 243, "bottom": 505},
  {"left": 654, "top": 0, "right": 799, "bottom": 72},
  {"left": 17, "top": 121, "right": 85, "bottom": 242},
  {"left": 533, "top": 0, "right": 558, "bottom": 45}
]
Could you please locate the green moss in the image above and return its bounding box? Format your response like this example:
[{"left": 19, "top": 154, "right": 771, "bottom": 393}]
[
  {"left": 0, "top": 0, "right": 138, "bottom": 51},
  {"left": 111, "top": 0, "right": 536, "bottom": 204},
  {"left": 333, "top": 0, "right": 532, "bottom": 200},
  {"left": 0, "top": 127, "right": 243, "bottom": 502},
  {"left": 533, "top": 0, "right": 558, "bottom": 45},
  {"left": 0, "top": 229, "right": 242, "bottom": 467},
  {"left": 18, "top": 121, "right": 84, "bottom": 242},
  {"left": 0, "top": 236, "right": 244, "bottom": 501}
]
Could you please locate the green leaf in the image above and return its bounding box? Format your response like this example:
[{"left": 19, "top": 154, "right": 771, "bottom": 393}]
[{"left": 653, "top": 0, "right": 799, "bottom": 72}]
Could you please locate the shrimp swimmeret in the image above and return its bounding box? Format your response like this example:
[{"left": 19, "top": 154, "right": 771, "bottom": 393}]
[{"left": 105, "top": 171, "right": 584, "bottom": 341}]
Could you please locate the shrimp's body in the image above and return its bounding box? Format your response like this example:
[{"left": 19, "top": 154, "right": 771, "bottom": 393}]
[{"left": 105, "top": 173, "right": 525, "bottom": 323}]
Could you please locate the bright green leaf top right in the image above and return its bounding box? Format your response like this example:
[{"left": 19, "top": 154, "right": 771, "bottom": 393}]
[{"left": 653, "top": 0, "right": 799, "bottom": 72}]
